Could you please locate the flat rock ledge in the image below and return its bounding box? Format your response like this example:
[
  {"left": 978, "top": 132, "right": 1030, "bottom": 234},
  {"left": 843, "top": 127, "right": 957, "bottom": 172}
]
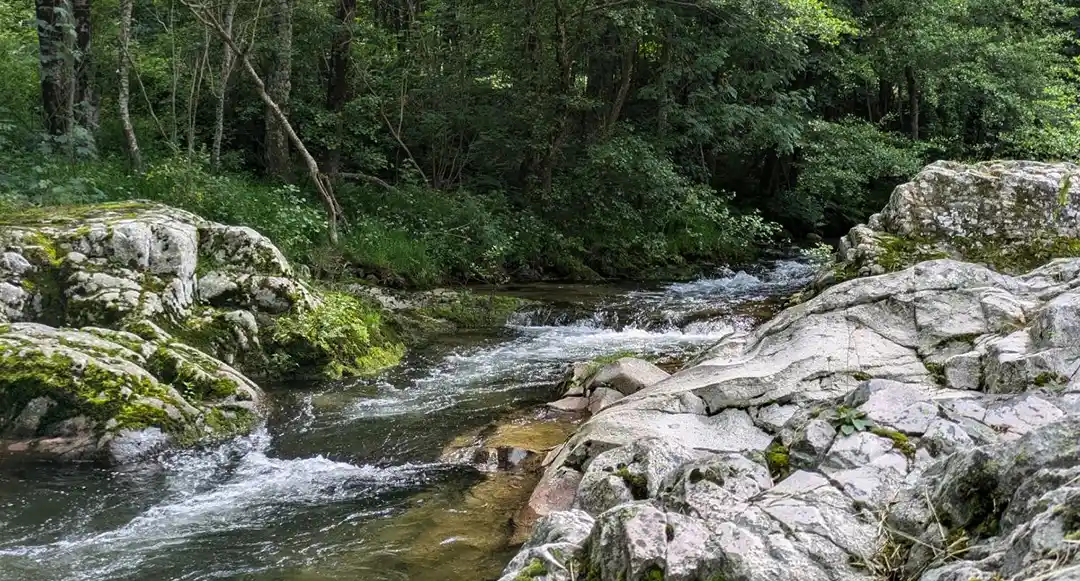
[
  {"left": 0, "top": 202, "right": 398, "bottom": 464},
  {"left": 502, "top": 256, "right": 1080, "bottom": 581}
]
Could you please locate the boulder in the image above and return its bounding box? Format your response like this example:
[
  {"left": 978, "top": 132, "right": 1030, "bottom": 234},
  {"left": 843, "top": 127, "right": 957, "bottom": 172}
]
[
  {"left": 501, "top": 163, "right": 1080, "bottom": 580},
  {"left": 831, "top": 161, "right": 1080, "bottom": 280},
  {"left": 588, "top": 387, "right": 624, "bottom": 414},
  {"left": 0, "top": 202, "right": 403, "bottom": 462},
  {"left": 0, "top": 322, "right": 260, "bottom": 464},
  {"left": 587, "top": 358, "right": 670, "bottom": 396},
  {"left": 547, "top": 397, "right": 589, "bottom": 413}
]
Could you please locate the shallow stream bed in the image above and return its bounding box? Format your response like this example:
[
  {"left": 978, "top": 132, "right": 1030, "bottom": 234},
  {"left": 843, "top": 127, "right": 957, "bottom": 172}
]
[{"left": 0, "top": 260, "right": 816, "bottom": 581}]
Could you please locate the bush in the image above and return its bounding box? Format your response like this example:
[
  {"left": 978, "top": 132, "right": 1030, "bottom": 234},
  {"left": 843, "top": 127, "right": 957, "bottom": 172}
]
[
  {"left": 785, "top": 118, "right": 927, "bottom": 232},
  {"left": 269, "top": 292, "right": 404, "bottom": 379},
  {"left": 545, "top": 133, "right": 780, "bottom": 276}
]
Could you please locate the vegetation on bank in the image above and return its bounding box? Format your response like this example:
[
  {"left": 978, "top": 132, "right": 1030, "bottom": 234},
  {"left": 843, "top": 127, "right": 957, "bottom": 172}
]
[{"left": 2, "top": 0, "right": 1080, "bottom": 287}]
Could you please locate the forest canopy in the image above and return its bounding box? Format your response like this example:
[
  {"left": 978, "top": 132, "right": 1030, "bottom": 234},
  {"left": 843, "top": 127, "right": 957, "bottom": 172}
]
[{"left": 1, "top": 0, "right": 1078, "bottom": 286}]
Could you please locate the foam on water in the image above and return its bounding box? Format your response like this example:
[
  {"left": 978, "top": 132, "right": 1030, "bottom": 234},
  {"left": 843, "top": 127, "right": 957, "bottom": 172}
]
[
  {"left": 342, "top": 259, "right": 816, "bottom": 420},
  {"left": 0, "top": 429, "right": 446, "bottom": 581}
]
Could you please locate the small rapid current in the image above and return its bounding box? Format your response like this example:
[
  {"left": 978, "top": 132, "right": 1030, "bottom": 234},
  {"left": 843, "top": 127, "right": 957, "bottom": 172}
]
[{"left": 0, "top": 259, "right": 818, "bottom": 581}]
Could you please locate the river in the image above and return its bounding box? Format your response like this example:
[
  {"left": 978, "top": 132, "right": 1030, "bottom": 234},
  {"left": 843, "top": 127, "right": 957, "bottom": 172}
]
[{"left": 0, "top": 259, "right": 817, "bottom": 581}]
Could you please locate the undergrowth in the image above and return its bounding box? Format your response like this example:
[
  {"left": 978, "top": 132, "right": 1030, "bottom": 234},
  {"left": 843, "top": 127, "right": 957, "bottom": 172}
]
[{"left": 0, "top": 151, "right": 778, "bottom": 288}]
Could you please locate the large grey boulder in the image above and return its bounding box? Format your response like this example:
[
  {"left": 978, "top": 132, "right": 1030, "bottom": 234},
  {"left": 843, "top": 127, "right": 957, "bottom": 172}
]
[
  {"left": 0, "top": 202, "right": 317, "bottom": 369},
  {"left": 0, "top": 322, "right": 260, "bottom": 464},
  {"left": 0, "top": 202, "right": 401, "bottom": 463},
  {"left": 831, "top": 161, "right": 1080, "bottom": 280}
]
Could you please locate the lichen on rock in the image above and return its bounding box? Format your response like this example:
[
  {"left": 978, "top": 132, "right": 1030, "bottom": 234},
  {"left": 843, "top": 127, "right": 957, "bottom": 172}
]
[
  {"left": 823, "top": 161, "right": 1080, "bottom": 287},
  {"left": 0, "top": 201, "right": 403, "bottom": 463}
]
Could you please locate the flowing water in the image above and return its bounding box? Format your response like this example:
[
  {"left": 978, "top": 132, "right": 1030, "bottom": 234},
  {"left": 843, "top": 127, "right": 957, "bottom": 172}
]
[{"left": 0, "top": 259, "right": 818, "bottom": 581}]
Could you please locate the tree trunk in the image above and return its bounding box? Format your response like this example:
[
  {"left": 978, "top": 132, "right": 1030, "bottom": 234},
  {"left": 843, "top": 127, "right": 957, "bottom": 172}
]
[
  {"left": 326, "top": 0, "right": 357, "bottom": 177},
  {"left": 211, "top": 0, "right": 239, "bottom": 169},
  {"left": 72, "top": 0, "right": 97, "bottom": 134},
  {"left": 906, "top": 65, "right": 919, "bottom": 141},
  {"left": 118, "top": 0, "right": 142, "bottom": 170},
  {"left": 876, "top": 79, "right": 890, "bottom": 125},
  {"left": 35, "top": 0, "right": 74, "bottom": 137},
  {"left": 264, "top": 0, "right": 293, "bottom": 177},
  {"left": 605, "top": 41, "right": 637, "bottom": 133},
  {"left": 182, "top": 0, "right": 341, "bottom": 243}
]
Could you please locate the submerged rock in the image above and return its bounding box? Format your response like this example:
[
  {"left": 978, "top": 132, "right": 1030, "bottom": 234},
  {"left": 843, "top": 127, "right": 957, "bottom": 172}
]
[{"left": 500, "top": 162, "right": 1080, "bottom": 581}]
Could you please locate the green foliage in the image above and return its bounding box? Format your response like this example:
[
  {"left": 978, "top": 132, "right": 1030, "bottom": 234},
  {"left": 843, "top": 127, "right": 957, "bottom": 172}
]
[
  {"left": 548, "top": 134, "right": 780, "bottom": 276},
  {"left": 0, "top": 0, "right": 37, "bottom": 142},
  {"left": 833, "top": 406, "right": 872, "bottom": 436},
  {"left": 788, "top": 119, "right": 926, "bottom": 230},
  {"left": 765, "top": 442, "right": 791, "bottom": 480},
  {"left": 270, "top": 292, "right": 405, "bottom": 380},
  {"left": 2, "top": 0, "right": 1079, "bottom": 286}
]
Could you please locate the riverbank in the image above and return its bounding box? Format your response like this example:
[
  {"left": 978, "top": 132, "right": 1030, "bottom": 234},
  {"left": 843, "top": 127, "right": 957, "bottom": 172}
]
[
  {"left": 0, "top": 155, "right": 796, "bottom": 290},
  {"left": 0, "top": 253, "right": 818, "bottom": 581}
]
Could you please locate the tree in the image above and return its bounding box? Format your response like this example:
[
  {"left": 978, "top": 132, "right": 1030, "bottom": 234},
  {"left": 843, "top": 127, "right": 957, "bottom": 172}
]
[
  {"left": 118, "top": 0, "right": 141, "bottom": 170},
  {"left": 35, "top": 0, "right": 74, "bottom": 138},
  {"left": 72, "top": 0, "right": 95, "bottom": 135},
  {"left": 211, "top": 0, "right": 239, "bottom": 169},
  {"left": 264, "top": 0, "right": 292, "bottom": 177},
  {"left": 181, "top": 0, "right": 343, "bottom": 242},
  {"left": 325, "top": 0, "right": 357, "bottom": 178}
]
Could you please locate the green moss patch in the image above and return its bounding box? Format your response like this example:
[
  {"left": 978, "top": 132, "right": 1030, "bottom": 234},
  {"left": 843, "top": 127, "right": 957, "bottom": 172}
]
[
  {"left": 951, "top": 235, "right": 1080, "bottom": 274},
  {"left": 270, "top": 292, "right": 405, "bottom": 379},
  {"left": 765, "top": 441, "right": 792, "bottom": 480},
  {"left": 0, "top": 201, "right": 154, "bottom": 228},
  {"left": 415, "top": 292, "right": 528, "bottom": 329},
  {"left": 513, "top": 559, "right": 547, "bottom": 581},
  {"left": 612, "top": 465, "right": 649, "bottom": 500},
  {"left": 0, "top": 338, "right": 181, "bottom": 436},
  {"left": 876, "top": 235, "right": 950, "bottom": 272},
  {"left": 870, "top": 426, "right": 916, "bottom": 459}
]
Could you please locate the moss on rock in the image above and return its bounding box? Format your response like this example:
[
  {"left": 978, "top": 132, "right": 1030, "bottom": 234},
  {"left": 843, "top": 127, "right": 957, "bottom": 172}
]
[
  {"left": 415, "top": 292, "right": 528, "bottom": 329},
  {"left": 870, "top": 426, "right": 916, "bottom": 459},
  {"left": 269, "top": 292, "right": 405, "bottom": 379},
  {"left": 765, "top": 441, "right": 792, "bottom": 480},
  {"left": 0, "top": 323, "right": 261, "bottom": 461}
]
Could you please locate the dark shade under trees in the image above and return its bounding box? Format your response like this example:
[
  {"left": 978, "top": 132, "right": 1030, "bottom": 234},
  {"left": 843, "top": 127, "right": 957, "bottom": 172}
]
[{"left": 2, "top": 0, "right": 1079, "bottom": 286}]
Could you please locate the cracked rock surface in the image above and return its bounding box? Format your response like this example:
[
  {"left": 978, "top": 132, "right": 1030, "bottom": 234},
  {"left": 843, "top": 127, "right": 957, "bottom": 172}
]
[{"left": 500, "top": 162, "right": 1080, "bottom": 581}]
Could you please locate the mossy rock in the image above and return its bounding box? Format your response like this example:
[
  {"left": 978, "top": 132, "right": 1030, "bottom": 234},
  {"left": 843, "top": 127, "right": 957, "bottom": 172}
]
[
  {"left": 414, "top": 291, "right": 529, "bottom": 329},
  {"left": 0, "top": 322, "right": 261, "bottom": 464}
]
